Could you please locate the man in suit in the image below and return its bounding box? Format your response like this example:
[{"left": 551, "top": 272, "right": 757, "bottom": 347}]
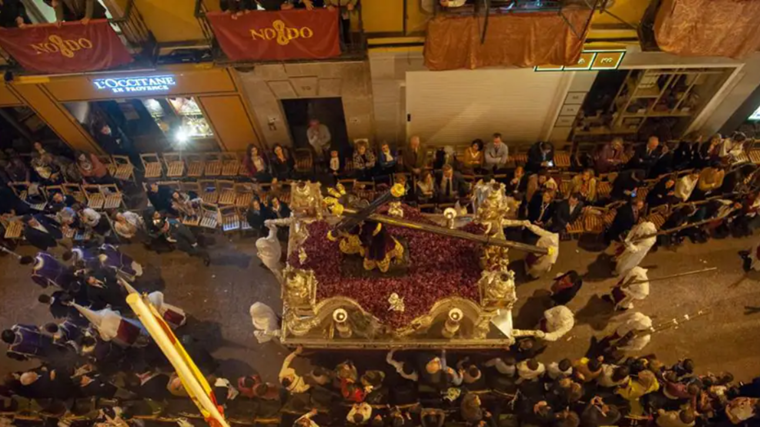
[
  {"left": 159, "top": 217, "right": 211, "bottom": 266},
  {"left": 546, "top": 193, "right": 584, "bottom": 233},
  {"left": 610, "top": 169, "right": 644, "bottom": 201},
  {"left": 22, "top": 214, "right": 62, "bottom": 251},
  {"left": 527, "top": 191, "right": 554, "bottom": 226},
  {"left": 402, "top": 136, "right": 427, "bottom": 177},
  {"left": 435, "top": 164, "right": 469, "bottom": 203},
  {"left": 526, "top": 141, "right": 555, "bottom": 174},
  {"left": 606, "top": 199, "right": 644, "bottom": 243},
  {"left": 627, "top": 136, "right": 663, "bottom": 174},
  {"left": 83, "top": 270, "right": 128, "bottom": 311}
]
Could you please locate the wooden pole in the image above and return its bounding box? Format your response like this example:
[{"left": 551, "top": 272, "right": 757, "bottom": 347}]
[
  {"left": 627, "top": 267, "right": 718, "bottom": 285},
  {"left": 340, "top": 207, "right": 549, "bottom": 255}
]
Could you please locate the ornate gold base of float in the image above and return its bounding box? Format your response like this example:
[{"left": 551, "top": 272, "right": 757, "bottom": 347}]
[
  {"left": 274, "top": 181, "right": 546, "bottom": 349},
  {"left": 280, "top": 215, "right": 529, "bottom": 349}
]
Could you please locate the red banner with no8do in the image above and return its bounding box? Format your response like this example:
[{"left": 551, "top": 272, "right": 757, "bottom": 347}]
[
  {"left": 206, "top": 9, "right": 341, "bottom": 61},
  {"left": 0, "top": 20, "right": 133, "bottom": 74}
]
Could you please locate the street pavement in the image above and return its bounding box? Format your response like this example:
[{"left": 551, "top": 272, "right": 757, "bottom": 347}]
[{"left": 1, "top": 227, "right": 759, "bottom": 382}]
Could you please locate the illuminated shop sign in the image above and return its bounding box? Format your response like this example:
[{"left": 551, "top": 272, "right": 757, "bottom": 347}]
[
  {"left": 93, "top": 75, "right": 177, "bottom": 94},
  {"left": 534, "top": 50, "right": 626, "bottom": 72}
]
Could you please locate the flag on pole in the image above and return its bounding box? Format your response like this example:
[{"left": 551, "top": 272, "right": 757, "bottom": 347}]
[{"left": 126, "top": 294, "right": 229, "bottom": 427}]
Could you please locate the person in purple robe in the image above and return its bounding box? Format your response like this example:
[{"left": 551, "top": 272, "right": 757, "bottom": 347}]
[
  {"left": 64, "top": 244, "right": 143, "bottom": 282},
  {"left": 1, "top": 324, "right": 68, "bottom": 362},
  {"left": 359, "top": 220, "right": 404, "bottom": 273},
  {"left": 98, "top": 244, "right": 143, "bottom": 281},
  {"left": 20, "top": 252, "right": 75, "bottom": 291},
  {"left": 63, "top": 246, "right": 98, "bottom": 270}
]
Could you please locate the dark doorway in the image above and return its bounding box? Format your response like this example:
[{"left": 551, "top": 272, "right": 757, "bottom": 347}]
[{"left": 281, "top": 97, "right": 350, "bottom": 157}]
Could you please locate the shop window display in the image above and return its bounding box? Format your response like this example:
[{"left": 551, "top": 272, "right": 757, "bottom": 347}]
[{"left": 143, "top": 97, "right": 214, "bottom": 141}]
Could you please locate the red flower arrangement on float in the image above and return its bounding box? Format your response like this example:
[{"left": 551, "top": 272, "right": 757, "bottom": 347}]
[{"left": 287, "top": 204, "right": 486, "bottom": 328}]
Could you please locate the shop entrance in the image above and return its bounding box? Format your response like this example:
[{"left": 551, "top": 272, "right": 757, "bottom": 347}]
[
  {"left": 281, "top": 98, "right": 350, "bottom": 155},
  {"left": 64, "top": 97, "right": 218, "bottom": 158}
]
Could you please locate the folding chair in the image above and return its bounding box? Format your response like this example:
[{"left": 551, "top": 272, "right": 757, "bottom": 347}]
[
  {"left": 583, "top": 208, "right": 608, "bottom": 235},
  {"left": 343, "top": 158, "right": 355, "bottom": 177},
  {"left": 596, "top": 173, "right": 615, "bottom": 199},
  {"left": 554, "top": 151, "right": 571, "bottom": 169},
  {"left": 163, "top": 153, "right": 186, "bottom": 178},
  {"left": 186, "top": 153, "right": 205, "bottom": 178},
  {"left": 234, "top": 183, "right": 254, "bottom": 208},
  {"left": 10, "top": 182, "right": 46, "bottom": 210},
  {"left": 275, "top": 182, "right": 292, "bottom": 204},
  {"left": 199, "top": 203, "right": 219, "bottom": 229},
  {"left": 111, "top": 155, "right": 135, "bottom": 182},
  {"left": 199, "top": 180, "right": 219, "bottom": 205},
  {"left": 294, "top": 148, "right": 314, "bottom": 176},
  {"left": 100, "top": 184, "right": 124, "bottom": 210},
  {"left": 63, "top": 183, "right": 86, "bottom": 204},
  {"left": 140, "top": 153, "right": 164, "bottom": 179},
  {"left": 2, "top": 217, "right": 23, "bottom": 240},
  {"left": 98, "top": 155, "right": 116, "bottom": 177},
  {"left": 83, "top": 185, "right": 105, "bottom": 210},
  {"left": 222, "top": 153, "right": 241, "bottom": 177},
  {"left": 353, "top": 181, "right": 376, "bottom": 202},
  {"left": 567, "top": 216, "right": 585, "bottom": 235},
  {"left": 559, "top": 172, "right": 574, "bottom": 199},
  {"left": 220, "top": 206, "right": 241, "bottom": 233},
  {"left": 217, "top": 180, "right": 236, "bottom": 206},
  {"left": 9, "top": 182, "right": 28, "bottom": 200},
  {"left": 204, "top": 153, "right": 223, "bottom": 177},
  {"left": 513, "top": 153, "right": 527, "bottom": 167},
  {"left": 646, "top": 204, "right": 670, "bottom": 230},
  {"left": 749, "top": 149, "right": 760, "bottom": 165}
]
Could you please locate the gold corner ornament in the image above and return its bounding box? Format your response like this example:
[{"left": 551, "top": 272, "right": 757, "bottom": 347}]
[
  {"left": 390, "top": 183, "right": 406, "bottom": 198},
  {"left": 388, "top": 293, "right": 405, "bottom": 313},
  {"left": 327, "top": 183, "right": 347, "bottom": 199},
  {"left": 323, "top": 196, "right": 345, "bottom": 216}
]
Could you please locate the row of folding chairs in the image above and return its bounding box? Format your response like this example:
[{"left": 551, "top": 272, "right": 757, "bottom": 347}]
[
  {"left": 139, "top": 152, "right": 250, "bottom": 180},
  {"left": 8, "top": 182, "right": 125, "bottom": 212}
]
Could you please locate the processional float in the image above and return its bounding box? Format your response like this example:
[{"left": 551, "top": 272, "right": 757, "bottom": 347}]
[{"left": 259, "top": 180, "right": 550, "bottom": 349}]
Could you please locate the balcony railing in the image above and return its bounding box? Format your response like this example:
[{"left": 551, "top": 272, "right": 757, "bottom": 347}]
[
  {"left": 0, "top": 0, "right": 156, "bottom": 74},
  {"left": 194, "top": 0, "right": 366, "bottom": 64},
  {"left": 110, "top": 0, "right": 156, "bottom": 60}
]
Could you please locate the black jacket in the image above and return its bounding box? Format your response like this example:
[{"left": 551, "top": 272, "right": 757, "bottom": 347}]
[
  {"left": 527, "top": 193, "right": 554, "bottom": 225},
  {"left": 610, "top": 170, "right": 640, "bottom": 201},
  {"left": 547, "top": 199, "right": 584, "bottom": 233},
  {"left": 246, "top": 206, "right": 272, "bottom": 232},
  {"left": 627, "top": 145, "right": 663, "bottom": 171},
  {"left": 147, "top": 186, "right": 175, "bottom": 214},
  {"left": 607, "top": 203, "right": 638, "bottom": 242},
  {"left": 435, "top": 172, "right": 469, "bottom": 201},
  {"left": 646, "top": 178, "right": 675, "bottom": 208},
  {"left": 526, "top": 142, "right": 555, "bottom": 173},
  {"left": 23, "top": 215, "right": 62, "bottom": 251}
]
